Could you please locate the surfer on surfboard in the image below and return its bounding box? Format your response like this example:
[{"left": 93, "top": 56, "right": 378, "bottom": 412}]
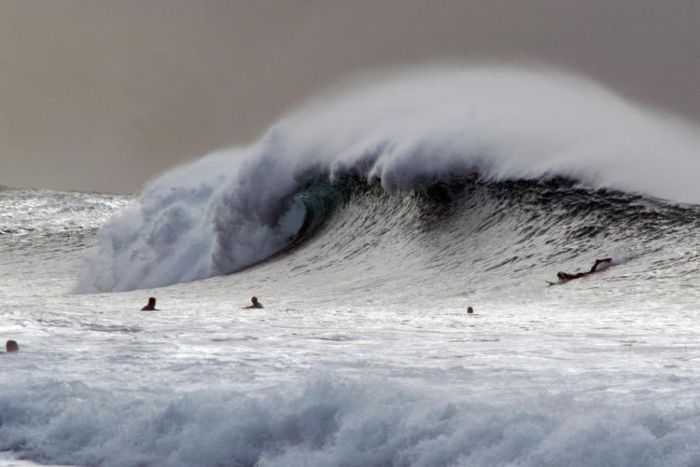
[{"left": 555, "top": 257, "right": 613, "bottom": 283}]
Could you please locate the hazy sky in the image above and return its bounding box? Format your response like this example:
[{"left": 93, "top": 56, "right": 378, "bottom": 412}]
[{"left": 1, "top": 0, "right": 699, "bottom": 193}]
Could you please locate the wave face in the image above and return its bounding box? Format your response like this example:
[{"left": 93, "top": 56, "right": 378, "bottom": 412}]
[{"left": 75, "top": 66, "right": 700, "bottom": 292}]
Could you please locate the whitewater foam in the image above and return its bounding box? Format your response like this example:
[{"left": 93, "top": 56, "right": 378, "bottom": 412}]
[
  {"left": 4, "top": 182, "right": 700, "bottom": 466},
  {"left": 2, "top": 378, "right": 699, "bottom": 467},
  {"left": 76, "top": 65, "right": 700, "bottom": 292}
]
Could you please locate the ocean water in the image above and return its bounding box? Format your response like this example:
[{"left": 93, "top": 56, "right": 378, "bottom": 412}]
[{"left": 2, "top": 66, "right": 700, "bottom": 466}]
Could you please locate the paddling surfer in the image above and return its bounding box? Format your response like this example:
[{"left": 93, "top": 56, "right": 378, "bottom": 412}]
[{"left": 557, "top": 257, "right": 612, "bottom": 282}]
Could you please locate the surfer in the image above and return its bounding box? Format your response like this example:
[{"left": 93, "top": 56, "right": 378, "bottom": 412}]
[
  {"left": 5, "top": 340, "right": 18, "bottom": 353},
  {"left": 141, "top": 297, "right": 158, "bottom": 311},
  {"left": 243, "top": 296, "right": 263, "bottom": 309},
  {"left": 557, "top": 257, "right": 613, "bottom": 282}
]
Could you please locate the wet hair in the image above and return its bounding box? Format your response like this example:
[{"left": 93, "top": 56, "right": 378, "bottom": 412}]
[{"left": 6, "top": 340, "right": 18, "bottom": 352}]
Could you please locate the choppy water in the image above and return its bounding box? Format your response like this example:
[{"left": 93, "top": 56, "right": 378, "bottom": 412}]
[{"left": 2, "top": 66, "right": 700, "bottom": 466}]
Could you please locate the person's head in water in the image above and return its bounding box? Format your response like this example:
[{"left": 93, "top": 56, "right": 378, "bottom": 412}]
[
  {"left": 467, "top": 306, "right": 474, "bottom": 314},
  {"left": 557, "top": 272, "right": 567, "bottom": 281},
  {"left": 142, "top": 297, "right": 157, "bottom": 311},
  {"left": 243, "top": 296, "right": 263, "bottom": 309},
  {"left": 6, "top": 340, "right": 18, "bottom": 352}
]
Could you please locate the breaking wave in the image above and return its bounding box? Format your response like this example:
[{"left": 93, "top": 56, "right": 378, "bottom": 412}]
[
  {"left": 2, "top": 378, "right": 699, "bottom": 467},
  {"left": 75, "top": 66, "right": 700, "bottom": 293}
]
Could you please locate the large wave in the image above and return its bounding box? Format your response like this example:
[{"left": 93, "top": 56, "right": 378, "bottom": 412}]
[{"left": 75, "top": 66, "right": 700, "bottom": 293}]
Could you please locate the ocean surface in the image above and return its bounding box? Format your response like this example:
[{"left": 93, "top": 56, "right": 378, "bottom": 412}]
[{"left": 2, "top": 67, "right": 700, "bottom": 466}]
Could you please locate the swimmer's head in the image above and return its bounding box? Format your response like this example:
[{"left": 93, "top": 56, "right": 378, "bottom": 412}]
[
  {"left": 557, "top": 272, "right": 566, "bottom": 281},
  {"left": 147, "top": 297, "right": 156, "bottom": 307},
  {"left": 467, "top": 306, "right": 474, "bottom": 314},
  {"left": 6, "top": 340, "right": 18, "bottom": 352},
  {"left": 251, "top": 296, "right": 259, "bottom": 305}
]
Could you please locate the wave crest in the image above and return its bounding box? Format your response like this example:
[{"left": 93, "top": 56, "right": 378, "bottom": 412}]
[{"left": 2, "top": 378, "right": 699, "bottom": 467}]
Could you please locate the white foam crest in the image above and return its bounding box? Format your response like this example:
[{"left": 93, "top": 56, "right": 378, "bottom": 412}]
[
  {"left": 76, "top": 65, "right": 700, "bottom": 292},
  {"left": 280, "top": 66, "right": 700, "bottom": 199},
  {"left": 75, "top": 147, "right": 305, "bottom": 292},
  {"left": 1, "top": 378, "right": 699, "bottom": 467}
]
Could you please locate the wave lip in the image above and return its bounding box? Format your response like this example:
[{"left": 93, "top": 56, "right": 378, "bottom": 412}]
[{"left": 76, "top": 65, "right": 700, "bottom": 292}]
